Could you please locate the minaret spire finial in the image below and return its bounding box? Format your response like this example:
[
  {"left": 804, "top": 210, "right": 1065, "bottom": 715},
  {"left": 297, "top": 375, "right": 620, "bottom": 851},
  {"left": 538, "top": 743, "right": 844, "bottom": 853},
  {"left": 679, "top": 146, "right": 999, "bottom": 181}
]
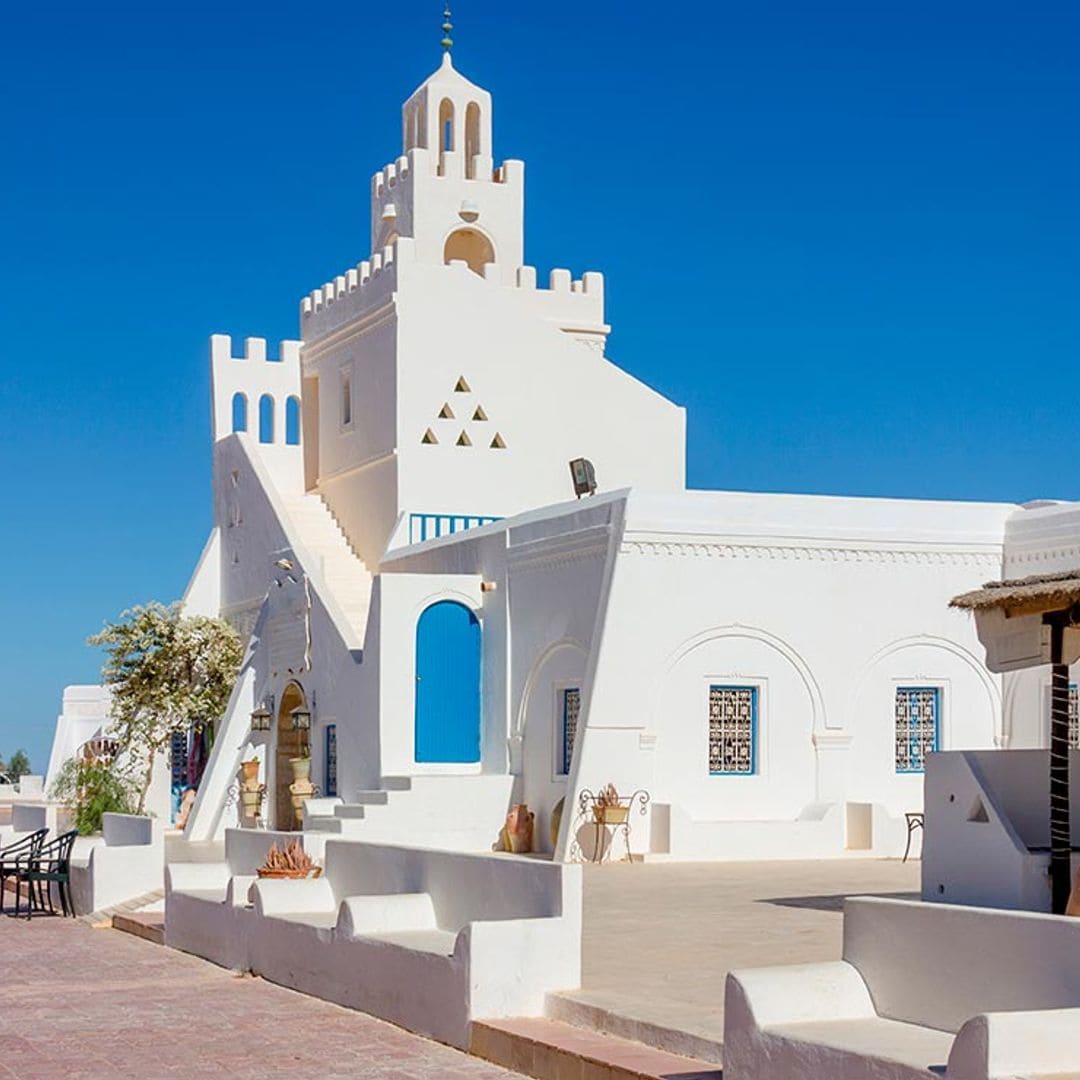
[{"left": 441, "top": 5, "right": 454, "bottom": 52}]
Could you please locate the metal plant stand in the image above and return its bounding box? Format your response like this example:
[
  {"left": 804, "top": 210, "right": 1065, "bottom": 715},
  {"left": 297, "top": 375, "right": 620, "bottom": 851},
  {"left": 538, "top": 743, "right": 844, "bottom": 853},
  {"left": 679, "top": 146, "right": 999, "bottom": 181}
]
[{"left": 577, "top": 789, "right": 650, "bottom": 864}]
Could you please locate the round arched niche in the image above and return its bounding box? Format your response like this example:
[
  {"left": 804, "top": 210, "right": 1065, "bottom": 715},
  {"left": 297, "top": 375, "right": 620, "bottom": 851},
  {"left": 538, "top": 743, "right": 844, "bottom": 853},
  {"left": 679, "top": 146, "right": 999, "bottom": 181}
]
[
  {"left": 444, "top": 228, "right": 495, "bottom": 275},
  {"left": 654, "top": 630, "right": 816, "bottom": 821},
  {"left": 518, "top": 641, "right": 587, "bottom": 854},
  {"left": 846, "top": 638, "right": 999, "bottom": 805}
]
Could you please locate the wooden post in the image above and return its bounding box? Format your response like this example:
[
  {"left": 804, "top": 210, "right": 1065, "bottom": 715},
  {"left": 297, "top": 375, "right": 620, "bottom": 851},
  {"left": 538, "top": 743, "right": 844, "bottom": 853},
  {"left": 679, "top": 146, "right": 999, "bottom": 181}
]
[{"left": 1048, "top": 617, "right": 1072, "bottom": 915}]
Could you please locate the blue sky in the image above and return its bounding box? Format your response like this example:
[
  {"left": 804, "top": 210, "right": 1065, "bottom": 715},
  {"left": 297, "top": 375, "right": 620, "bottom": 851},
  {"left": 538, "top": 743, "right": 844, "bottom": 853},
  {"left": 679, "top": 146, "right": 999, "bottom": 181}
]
[{"left": 1, "top": 2, "right": 1077, "bottom": 771}]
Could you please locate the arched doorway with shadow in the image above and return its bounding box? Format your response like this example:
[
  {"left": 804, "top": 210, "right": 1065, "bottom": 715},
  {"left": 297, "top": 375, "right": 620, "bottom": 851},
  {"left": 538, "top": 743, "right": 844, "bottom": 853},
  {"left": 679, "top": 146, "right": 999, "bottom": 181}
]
[{"left": 275, "top": 681, "right": 309, "bottom": 830}]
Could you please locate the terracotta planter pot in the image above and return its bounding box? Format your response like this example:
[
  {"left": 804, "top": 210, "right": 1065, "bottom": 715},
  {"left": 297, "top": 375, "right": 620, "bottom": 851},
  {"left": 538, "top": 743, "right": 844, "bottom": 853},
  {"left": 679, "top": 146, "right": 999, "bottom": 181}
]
[
  {"left": 289, "top": 757, "right": 311, "bottom": 784},
  {"left": 593, "top": 805, "right": 629, "bottom": 825},
  {"left": 256, "top": 866, "right": 322, "bottom": 880},
  {"left": 241, "top": 760, "right": 260, "bottom": 783}
]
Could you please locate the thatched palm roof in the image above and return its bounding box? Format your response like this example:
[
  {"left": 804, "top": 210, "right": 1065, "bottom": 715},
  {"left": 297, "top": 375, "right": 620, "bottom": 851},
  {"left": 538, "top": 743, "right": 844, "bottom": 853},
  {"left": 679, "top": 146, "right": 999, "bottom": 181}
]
[{"left": 951, "top": 570, "right": 1080, "bottom": 616}]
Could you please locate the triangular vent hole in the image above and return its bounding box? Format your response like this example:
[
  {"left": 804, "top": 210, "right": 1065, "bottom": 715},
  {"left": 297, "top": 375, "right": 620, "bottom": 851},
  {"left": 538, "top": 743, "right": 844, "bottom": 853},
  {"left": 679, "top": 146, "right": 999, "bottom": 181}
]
[
  {"left": 490, "top": 433, "right": 507, "bottom": 449},
  {"left": 472, "top": 405, "right": 488, "bottom": 421},
  {"left": 456, "top": 430, "right": 473, "bottom": 447},
  {"left": 421, "top": 428, "right": 438, "bottom": 445},
  {"left": 438, "top": 403, "right": 455, "bottom": 419},
  {"left": 967, "top": 797, "right": 989, "bottom": 823},
  {"left": 454, "top": 377, "right": 471, "bottom": 393}
]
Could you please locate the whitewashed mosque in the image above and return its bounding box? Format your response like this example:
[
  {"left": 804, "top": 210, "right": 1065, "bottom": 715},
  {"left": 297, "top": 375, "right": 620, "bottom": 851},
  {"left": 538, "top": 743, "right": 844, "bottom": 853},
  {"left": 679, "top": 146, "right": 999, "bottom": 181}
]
[{"left": 49, "top": 43, "right": 1080, "bottom": 865}]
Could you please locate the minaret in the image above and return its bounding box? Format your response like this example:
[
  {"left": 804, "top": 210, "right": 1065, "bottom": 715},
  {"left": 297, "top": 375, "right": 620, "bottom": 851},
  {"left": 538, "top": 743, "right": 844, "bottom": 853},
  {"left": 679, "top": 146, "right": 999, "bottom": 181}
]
[{"left": 369, "top": 11, "right": 525, "bottom": 284}]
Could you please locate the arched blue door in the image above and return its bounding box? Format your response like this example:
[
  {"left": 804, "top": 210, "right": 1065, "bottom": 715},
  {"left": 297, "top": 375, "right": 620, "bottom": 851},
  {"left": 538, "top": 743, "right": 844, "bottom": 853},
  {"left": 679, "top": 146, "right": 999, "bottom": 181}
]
[{"left": 415, "top": 601, "right": 481, "bottom": 763}]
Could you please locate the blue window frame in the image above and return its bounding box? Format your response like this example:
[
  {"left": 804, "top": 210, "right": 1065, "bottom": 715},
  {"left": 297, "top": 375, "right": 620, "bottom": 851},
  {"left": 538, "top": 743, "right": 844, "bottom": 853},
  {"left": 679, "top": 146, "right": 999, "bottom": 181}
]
[
  {"left": 408, "top": 513, "right": 501, "bottom": 545},
  {"left": 895, "top": 687, "right": 940, "bottom": 774},
  {"left": 709, "top": 685, "right": 757, "bottom": 775},
  {"left": 559, "top": 688, "right": 580, "bottom": 776},
  {"left": 324, "top": 724, "right": 337, "bottom": 798}
]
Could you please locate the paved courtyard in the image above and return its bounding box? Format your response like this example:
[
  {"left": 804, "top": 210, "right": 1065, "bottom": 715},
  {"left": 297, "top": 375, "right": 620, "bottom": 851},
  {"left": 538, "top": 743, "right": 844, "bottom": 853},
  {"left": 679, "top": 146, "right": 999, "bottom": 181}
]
[
  {"left": 556, "top": 857, "right": 921, "bottom": 1056},
  {"left": 0, "top": 915, "right": 515, "bottom": 1079}
]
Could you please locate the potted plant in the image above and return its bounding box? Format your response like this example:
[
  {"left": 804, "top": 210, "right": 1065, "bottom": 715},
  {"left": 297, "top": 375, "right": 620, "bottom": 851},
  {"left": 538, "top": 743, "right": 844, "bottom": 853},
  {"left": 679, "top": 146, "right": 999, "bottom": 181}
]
[
  {"left": 593, "top": 783, "right": 629, "bottom": 825},
  {"left": 256, "top": 839, "right": 321, "bottom": 879}
]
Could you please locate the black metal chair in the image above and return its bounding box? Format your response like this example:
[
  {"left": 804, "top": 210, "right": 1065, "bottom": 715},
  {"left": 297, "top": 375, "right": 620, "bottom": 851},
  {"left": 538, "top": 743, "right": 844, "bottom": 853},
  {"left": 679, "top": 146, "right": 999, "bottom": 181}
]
[
  {"left": 0, "top": 829, "right": 48, "bottom": 914},
  {"left": 14, "top": 831, "right": 78, "bottom": 918}
]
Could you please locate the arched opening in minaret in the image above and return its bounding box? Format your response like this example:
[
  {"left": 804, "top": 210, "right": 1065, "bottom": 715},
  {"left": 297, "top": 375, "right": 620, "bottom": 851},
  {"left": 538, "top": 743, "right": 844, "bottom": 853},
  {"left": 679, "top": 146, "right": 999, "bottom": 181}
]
[
  {"left": 439, "top": 98, "right": 455, "bottom": 153},
  {"left": 465, "top": 102, "right": 481, "bottom": 178},
  {"left": 444, "top": 228, "right": 495, "bottom": 276}
]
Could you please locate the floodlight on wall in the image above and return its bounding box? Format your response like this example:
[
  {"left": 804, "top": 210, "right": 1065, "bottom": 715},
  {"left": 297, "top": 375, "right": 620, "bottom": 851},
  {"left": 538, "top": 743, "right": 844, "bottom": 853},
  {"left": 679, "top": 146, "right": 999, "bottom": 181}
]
[
  {"left": 569, "top": 458, "right": 598, "bottom": 499},
  {"left": 290, "top": 705, "right": 313, "bottom": 732},
  {"left": 250, "top": 697, "right": 273, "bottom": 733}
]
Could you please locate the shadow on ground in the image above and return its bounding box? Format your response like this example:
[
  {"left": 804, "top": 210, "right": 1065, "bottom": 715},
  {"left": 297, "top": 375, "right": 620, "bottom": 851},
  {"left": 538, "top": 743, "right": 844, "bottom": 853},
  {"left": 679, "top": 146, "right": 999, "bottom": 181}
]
[{"left": 759, "top": 890, "right": 919, "bottom": 913}]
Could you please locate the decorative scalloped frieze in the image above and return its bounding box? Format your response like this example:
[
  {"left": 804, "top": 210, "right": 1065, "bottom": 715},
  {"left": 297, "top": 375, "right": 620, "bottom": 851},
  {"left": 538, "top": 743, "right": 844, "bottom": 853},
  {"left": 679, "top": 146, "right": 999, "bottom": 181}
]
[
  {"left": 1006, "top": 546, "right": 1080, "bottom": 567},
  {"left": 619, "top": 539, "right": 1002, "bottom": 568}
]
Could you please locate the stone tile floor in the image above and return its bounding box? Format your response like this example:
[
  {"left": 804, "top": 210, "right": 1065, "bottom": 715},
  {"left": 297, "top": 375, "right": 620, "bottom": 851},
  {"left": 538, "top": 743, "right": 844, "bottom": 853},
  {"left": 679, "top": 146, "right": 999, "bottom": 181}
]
[
  {"left": 0, "top": 915, "right": 517, "bottom": 1079},
  {"left": 551, "top": 857, "right": 922, "bottom": 1056}
]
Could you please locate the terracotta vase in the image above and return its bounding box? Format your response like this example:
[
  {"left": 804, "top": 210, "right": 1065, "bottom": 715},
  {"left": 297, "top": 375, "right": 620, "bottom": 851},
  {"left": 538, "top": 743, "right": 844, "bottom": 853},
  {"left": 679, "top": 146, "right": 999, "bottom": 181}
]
[
  {"left": 241, "top": 787, "right": 263, "bottom": 818},
  {"left": 505, "top": 804, "right": 534, "bottom": 854},
  {"left": 289, "top": 758, "right": 315, "bottom": 826},
  {"left": 241, "top": 759, "right": 260, "bottom": 783}
]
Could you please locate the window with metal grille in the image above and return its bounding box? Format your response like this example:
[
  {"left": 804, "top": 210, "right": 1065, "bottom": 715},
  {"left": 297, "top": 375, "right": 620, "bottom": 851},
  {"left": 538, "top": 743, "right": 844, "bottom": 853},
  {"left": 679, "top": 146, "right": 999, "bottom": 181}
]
[
  {"left": 325, "top": 724, "right": 338, "bottom": 798},
  {"left": 559, "top": 688, "right": 580, "bottom": 776},
  {"left": 895, "top": 687, "right": 940, "bottom": 773},
  {"left": 709, "top": 686, "right": 757, "bottom": 775}
]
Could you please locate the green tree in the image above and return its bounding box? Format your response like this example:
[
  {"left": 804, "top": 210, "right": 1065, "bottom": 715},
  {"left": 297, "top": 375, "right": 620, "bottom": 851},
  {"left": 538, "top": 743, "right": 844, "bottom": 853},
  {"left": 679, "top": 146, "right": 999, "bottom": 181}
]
[
  {"left": 49, "top": 757, "right": 138, "bottom": 835},
  {"left": 7, "top": 749, "right": 30, "bottom": 780},
  {"left": 89, "top": 602, "right": 243, "bottom": 813}
]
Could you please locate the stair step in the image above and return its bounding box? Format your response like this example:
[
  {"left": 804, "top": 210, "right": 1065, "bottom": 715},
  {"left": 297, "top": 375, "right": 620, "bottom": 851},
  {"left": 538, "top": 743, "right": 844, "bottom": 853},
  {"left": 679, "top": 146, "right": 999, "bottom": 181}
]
[
  {"left": 112, "top": 912, "right": 165, "bottom": 946},
  {"left": 379, "top": 776, "right": 414, "bottom": 791},
  {"left": 350, "top": 791, "right": 391, "bottom": 805},
  {"left": 332, "top": 804, "right": 369, "bottom": 819},
  {"left": 304, "top": 816, "right": 344, "bottom": 833},
  {"left": 469, "top": 1018, "right": 721, "bottom": 1080}
]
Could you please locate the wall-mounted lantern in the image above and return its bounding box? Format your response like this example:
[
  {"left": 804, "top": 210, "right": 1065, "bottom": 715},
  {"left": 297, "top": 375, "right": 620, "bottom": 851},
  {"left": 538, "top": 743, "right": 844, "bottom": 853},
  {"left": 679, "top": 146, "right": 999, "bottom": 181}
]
[
  {"left": 290, "top": 705, "right": 312, "bottom": 732},
  {"left": 569, "top": 458, "right": 597, "bottom": 499},
  {"left": 250, "top": 697, "right": 273, "bottom": 732}
]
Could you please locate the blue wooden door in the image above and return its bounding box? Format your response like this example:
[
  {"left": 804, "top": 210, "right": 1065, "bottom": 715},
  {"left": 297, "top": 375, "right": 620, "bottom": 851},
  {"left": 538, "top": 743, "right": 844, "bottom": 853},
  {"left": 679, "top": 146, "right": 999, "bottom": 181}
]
[{"left": 415, "top": 601, "right": 481, "bottom": 763}]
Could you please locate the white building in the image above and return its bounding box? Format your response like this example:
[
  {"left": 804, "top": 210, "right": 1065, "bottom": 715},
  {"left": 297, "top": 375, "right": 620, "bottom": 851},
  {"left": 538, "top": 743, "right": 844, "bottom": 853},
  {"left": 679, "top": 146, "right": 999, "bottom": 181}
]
[{"left": 168, "top": 49, "right": 1079, "bottom": 862}]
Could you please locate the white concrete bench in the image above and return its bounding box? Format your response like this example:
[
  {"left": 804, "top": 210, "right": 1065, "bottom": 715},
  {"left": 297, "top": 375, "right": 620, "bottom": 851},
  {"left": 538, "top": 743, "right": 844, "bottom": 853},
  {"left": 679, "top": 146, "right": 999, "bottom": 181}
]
[
  {"left": 69, "top": 812, "right": 164, "bottom": 914},
  {"left": 166, "top": 832, "right": 582, "bottom": 1048},
  {"left": 724, "top": 896, "right": 1080, "bottom": 1080},
  {"left": 166, "top": 829, "right": 314, "bottom": 970}
]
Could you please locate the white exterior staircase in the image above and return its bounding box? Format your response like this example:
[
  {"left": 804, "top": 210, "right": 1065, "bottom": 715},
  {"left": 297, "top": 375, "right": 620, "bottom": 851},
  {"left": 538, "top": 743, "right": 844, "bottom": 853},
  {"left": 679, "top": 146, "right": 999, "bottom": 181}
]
[
  {"left": 305, "top": 774, "right": 515, "bottom": 852},
  {"left": 279, "top": 491, "right": 373, "bottom": 641}
]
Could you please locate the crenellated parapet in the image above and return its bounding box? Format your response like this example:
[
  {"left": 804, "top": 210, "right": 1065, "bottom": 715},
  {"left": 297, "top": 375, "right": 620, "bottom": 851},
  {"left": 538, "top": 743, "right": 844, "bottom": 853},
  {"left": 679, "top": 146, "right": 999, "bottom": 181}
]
[
  {"left": 300, "top": 236, "right": 412, "bottom": 344},
  {"left": 210, "top": 334, "right": 302, "bottom": 447},
  {"left": 485, "top": 264, "right": 608, "bottom": 351}
]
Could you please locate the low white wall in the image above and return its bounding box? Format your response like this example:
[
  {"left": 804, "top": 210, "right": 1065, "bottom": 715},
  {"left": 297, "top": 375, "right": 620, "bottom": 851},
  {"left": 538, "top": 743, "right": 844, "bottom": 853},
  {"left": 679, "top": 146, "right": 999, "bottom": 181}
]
[
  {"left": 11, "top": 802, "right": 61, "bottom": 835},
  {"left": 923, "top": 750, "right": 1080, "bottom": 911},
  {"left": 16, "top": 776, "right": 44, "bottom": 799}
]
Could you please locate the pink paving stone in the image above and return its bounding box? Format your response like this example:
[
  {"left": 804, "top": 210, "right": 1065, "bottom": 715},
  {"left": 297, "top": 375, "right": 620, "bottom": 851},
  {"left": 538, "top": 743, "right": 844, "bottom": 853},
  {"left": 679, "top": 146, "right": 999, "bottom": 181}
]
[{"left": 0, "top": 916, "right": 519, "bottom": 1079}]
